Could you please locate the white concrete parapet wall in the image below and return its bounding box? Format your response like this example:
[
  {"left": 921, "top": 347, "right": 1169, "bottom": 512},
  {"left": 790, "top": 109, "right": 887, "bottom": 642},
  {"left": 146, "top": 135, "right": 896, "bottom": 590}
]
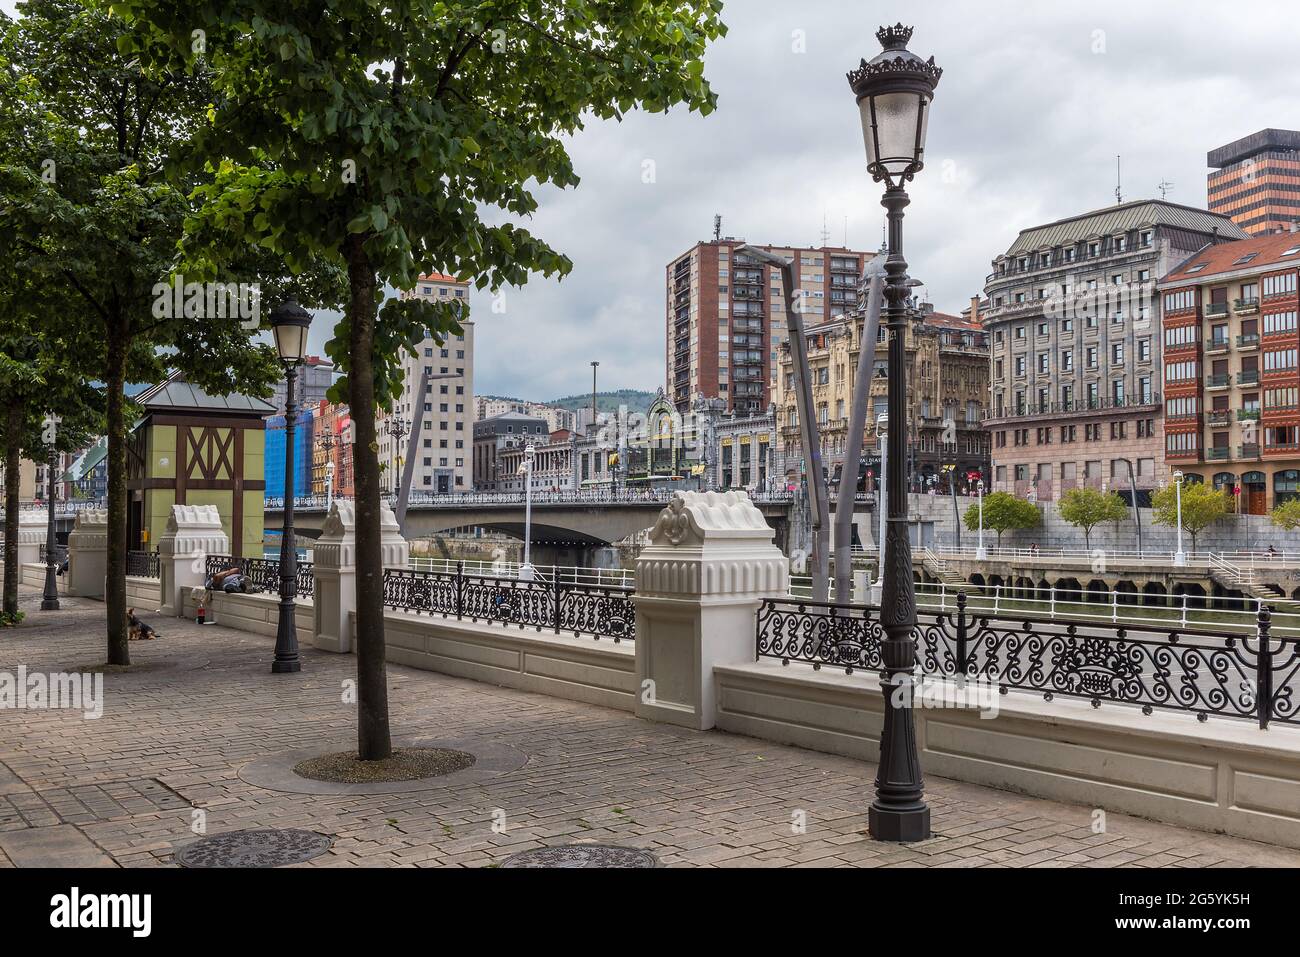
[
  {"left": 16, "top": 508, "right": 47, "bottom": 567},
  {"left": 633, "top": 490, "right": 788, "bottom": 730},
  {"left": 158, "top": 504, "right": 228, "bottom": 617},
  {"left": 312, "top": 500, "right": 409, "bottom": 652},
  {"left": 67, "top": 508, "right": 108, "bottom": 598}
]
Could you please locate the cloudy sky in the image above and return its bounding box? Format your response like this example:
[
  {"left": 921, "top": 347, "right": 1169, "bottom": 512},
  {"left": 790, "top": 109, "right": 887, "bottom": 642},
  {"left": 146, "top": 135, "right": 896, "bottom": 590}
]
[{"left": 7, "top": 0, "right": 1298, "bottom": 401}]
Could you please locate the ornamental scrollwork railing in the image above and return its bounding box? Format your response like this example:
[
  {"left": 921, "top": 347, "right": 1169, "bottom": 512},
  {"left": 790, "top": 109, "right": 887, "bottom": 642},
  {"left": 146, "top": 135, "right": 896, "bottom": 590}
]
[
  {"left": 758, "top": 590, "right": 1295, "bottom": 729},
  {"left": 204, "top": 555, "right": 313, "bottom": 598},
  {"left": 126, "top": 549, "right": 160, "bottom": 579},
  {"left": 382, "top": 565, "right": 635, "bottom": 643}
]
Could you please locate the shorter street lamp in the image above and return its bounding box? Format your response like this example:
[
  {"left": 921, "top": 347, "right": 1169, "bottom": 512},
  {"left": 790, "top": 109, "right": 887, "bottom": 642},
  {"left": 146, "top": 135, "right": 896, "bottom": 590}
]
[
  {"left": 269, "top": 300, "right": 313, "bottom": 674},
  {"left": 384, "top": 416, "right": 411, "bottom": 497},
  {"left": 1172, "top": 469, "right": 1187, "bottom": 566},
  {"left": 519, "top": 443, "right": 536, "bottom": 580},
  {"left": 325, "top": 460, "right": 336, "bottom": 511},
  {"left": 40, "top": 413, "right": 61, "bottom": 612},
  {"left": 975, "top": 478, "right": 987, "bottom": 560}
]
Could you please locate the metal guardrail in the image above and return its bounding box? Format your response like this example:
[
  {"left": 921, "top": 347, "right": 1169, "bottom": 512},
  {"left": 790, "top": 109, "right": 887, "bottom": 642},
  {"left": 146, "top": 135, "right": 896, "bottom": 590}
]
[
  {"left": 929, "top": 544, "right": 1300, "bottom": 570},
  {"left": 264, "top": 489, "right": 800, "bottom": 510},
  {"left": 408, "top": 557, "right": 634, "bottom": 588},
  {"left": 126, "top": 550, "right": 160, "bottom": 579},
  {"left": 757, "top": 592, "right": 1293, "bottom": 729},
  {"left": 383, "top": 564, "right": 635, "bottom": 643},
  {"left": 204, "top": 555, "right": 313, "bottom": 598}
]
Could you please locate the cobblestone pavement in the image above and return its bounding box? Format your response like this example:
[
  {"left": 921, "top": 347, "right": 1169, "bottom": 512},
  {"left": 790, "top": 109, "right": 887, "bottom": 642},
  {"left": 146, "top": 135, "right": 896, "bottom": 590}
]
[{"left": 2, "top": 587, "right": 1299, "bottom": 868}]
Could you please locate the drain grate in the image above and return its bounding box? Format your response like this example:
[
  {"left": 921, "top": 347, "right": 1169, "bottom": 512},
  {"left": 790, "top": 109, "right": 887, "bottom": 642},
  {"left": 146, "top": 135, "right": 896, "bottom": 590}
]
[
  {"left": 501, "top": 845, "right": 658, "bottom": 869},
  {"left": 174, "top": 828, "right": 333, "bottom": 868}
]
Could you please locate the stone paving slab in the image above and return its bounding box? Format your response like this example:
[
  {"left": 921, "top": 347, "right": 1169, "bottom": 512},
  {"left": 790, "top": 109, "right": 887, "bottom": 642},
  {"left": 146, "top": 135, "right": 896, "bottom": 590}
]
[{"left": 2, "top": 585, "right": 1300, "bottom": 868}]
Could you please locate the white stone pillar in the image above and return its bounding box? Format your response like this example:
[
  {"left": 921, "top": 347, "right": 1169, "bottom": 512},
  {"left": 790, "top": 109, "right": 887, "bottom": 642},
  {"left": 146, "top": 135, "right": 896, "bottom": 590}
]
[
  {"left": 16, "top": 507, "right": 47, "bottom": 567},
  {"left": 634, "top": 490, "right": 788, "bottom": 730},
  {"left": 312, "top": 501, "right": 408, "bottom": 653},
  {"left": 66, "top": 508, "right": 109, "bottom": 598},
  {"left": 158, "top": 505, "right": 228, "bottom": 617}
]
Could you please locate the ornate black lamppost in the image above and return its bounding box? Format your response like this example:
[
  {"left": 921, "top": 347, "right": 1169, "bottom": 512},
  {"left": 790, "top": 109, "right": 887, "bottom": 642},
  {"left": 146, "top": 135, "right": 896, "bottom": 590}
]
[
  {"left": 847, "top": 22, "right": 940, "bottom": 842},
  {"left": 40, "top": 413, "right": 61, "bottom": 612},
  {"left": 270, "top": 300, "right": 313, "bottom": 674},
  {"left": 384, "top": 415, "right": 411, "bottom": 497}
]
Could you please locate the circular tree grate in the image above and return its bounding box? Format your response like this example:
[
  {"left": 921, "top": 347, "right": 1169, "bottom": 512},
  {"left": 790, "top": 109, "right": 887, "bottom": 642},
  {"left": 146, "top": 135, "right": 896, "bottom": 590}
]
[
  {"left": 501, "top": 845, "right": 658, "bottom": 869},
  {"left": 174, "top": 829, "right": 333, "bottom": 868}
]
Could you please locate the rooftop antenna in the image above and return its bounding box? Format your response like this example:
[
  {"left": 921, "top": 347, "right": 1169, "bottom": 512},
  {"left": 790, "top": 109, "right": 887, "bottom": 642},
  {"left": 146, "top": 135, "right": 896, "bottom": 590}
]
[
  {"left": 1115, "top": 155, "right": 1123, "bottom": 205},
  {"left": 713, "top": 214, "right": 721, "bottom": 242},
  {"left": 843, "top": 215, "right": 848, "bottom": 247},
  {"left": 820, "top": 211, "right": 830, "bottom": 247},
  {"left": 1158, "top": 178, "right": 1174, "bottom": 200}
]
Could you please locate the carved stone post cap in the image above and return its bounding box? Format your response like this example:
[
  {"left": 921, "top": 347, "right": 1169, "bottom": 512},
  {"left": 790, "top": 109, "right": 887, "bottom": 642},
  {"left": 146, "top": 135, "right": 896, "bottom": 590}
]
[{"left": 163, "top": 504, "right": 224, "bottom": 536}]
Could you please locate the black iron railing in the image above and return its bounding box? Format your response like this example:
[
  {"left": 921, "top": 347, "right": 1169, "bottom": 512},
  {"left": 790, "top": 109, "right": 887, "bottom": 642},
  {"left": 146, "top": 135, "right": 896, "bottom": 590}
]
[
  {"left": 757, "top": 591, "right": 1293, "bottom": 729},
  {"left": 204, "top": 555, "right": 313, "bottom": 598},
  {"left": 40, "top": 544, "right": 68, "bottom": 565},
  {"left": 382, "top": 565, "right": 635, "bottom": 643},
  {"left": 126, "top": 550, "right": 160, "bottom": 579}
]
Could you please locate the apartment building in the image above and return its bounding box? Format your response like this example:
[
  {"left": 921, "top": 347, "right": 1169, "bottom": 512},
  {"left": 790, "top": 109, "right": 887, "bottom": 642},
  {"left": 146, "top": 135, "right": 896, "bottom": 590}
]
[
  {"left": 984, "top": 200, "right": 1247, "bottom": 502},
  {"left": 309, "top": 401, "right": 354, "bottom": 499},
  {"left": 472, "top": 411, "right": 549, "bottom": 491},
  {"left": 1208, "top": 129, "right": 1300, "bottom": 237},
  {"left": 377, "top": 273, "right": 474, "bottom": 494},
  {"left": 775, "top": 302, "right": 990, "bottom": 492},
  {"left": 666, "top": 238, "right": 875, "bottom": 415},
  {"left": 1158, "top": 230, "right": 1300, "bottom": 513}
]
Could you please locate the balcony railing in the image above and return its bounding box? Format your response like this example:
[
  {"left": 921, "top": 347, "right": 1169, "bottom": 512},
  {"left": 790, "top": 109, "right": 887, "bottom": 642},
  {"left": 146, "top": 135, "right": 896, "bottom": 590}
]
[
  {"left": 1238, "top": 408, "right": 1261, "bottom": 422},
  {"left": 985, "top": 393, "right": 1161, "bottom": 419},
  {"left": 1238, "top": 370, "right": 1260, "bottom": 386},
  {"left": 1240, "top": 443, "right": 1262, "bottom": 460},
  {"left": 1206, "top": 373, "right": 1230, "bottom": 388},
  {"left": 1234, "top": 297, "right": 1261, "bottom": 313},
  {"left": 1238, "top": 333, "right": 1260, "bottom": 349},
  {"left": 1206, "top": 410, "right": 1232, "bottom": 427},
  {"left": 1207, "top": 447, "right": 1230, "bottom": 460},
  {"left": 1203, "top": 302, "right": 1230, "bottom": 317}
]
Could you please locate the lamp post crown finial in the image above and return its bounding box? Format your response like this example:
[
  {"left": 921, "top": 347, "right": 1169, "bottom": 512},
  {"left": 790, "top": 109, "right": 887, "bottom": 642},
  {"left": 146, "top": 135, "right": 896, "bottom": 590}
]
[{"left": 876, "top": 22, "right": 913, "bottom": 50}]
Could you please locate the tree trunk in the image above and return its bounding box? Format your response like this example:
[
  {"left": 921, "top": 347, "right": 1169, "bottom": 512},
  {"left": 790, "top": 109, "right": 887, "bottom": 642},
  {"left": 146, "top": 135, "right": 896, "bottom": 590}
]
[
  {"left": 104, "top": 317, "right": 130, "bottom": 666},
  {"left": 2, "top": 404, "right": 20, "bottom": 617},
  {"left": 346, "top": 233, "right": 391, "bottom": 761}
]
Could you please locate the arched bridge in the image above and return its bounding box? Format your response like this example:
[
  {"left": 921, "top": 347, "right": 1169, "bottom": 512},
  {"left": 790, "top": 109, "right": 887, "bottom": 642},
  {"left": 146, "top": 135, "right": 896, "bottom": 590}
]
[{"left": 263, "top": 491, "right": 801, "bottom": 549}]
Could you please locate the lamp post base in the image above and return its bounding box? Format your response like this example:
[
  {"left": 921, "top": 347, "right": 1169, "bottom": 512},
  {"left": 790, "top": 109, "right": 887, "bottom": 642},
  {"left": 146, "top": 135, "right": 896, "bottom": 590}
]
[
  {"left": 868, "top": 802, "right": 931, "bottom": 843},
  {"left": 41, "top": 567, "right": 60, "bottom": 611},
  {"left": 271, "top": 658, "right": 302, "bottom": 674}
]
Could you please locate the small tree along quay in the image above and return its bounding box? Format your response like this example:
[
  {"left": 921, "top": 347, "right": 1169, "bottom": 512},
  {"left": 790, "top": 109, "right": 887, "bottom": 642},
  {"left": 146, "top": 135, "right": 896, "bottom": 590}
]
[
  {"left": 1270, "top": 498, "right": 1300, "bottom": 533},
  {"left": 1057, "top": 487, "right": 1129, "bottom": 551},
  {"left": 963, "top": 491, "right": 1040, "bottom": 547},
  {"left": 1151, "top": 481, "right": 1232, "bottom": 552},
  {"left": 116, "top": 0, "right": 726, "bottom": 760}
]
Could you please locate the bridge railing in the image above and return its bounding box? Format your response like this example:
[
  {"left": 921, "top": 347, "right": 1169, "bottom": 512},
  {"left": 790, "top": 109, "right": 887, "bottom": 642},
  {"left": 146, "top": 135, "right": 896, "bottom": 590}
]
[
  {"left": 407, "top": 557, "right": 633, "bottom": 588},
  {"left": 382, "top": 563, "right": 635, "bottom": 643},
  {"left": 263, "top": 488, "right": 799, "bottom": 510}
]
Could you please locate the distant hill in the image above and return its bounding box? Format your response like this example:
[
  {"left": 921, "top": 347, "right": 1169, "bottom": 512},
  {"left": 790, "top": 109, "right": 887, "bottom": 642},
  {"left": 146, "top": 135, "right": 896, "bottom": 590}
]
[{"left": 547, "top": 389, "right": 656, "bottom": 415}]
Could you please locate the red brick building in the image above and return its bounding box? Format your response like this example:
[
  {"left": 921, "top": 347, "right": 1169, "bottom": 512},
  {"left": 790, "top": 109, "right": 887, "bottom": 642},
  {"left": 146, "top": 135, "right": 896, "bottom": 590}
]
[{"left": 1159, "top": 231, "right": 1300, "bottom": 513}]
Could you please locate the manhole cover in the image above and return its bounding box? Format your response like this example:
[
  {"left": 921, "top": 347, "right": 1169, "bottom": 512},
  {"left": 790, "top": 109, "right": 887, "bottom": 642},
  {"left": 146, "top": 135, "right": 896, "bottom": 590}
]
[
  {"left": 501, "top": 845, "right": 658, "bottom": 869},
  {"left": 174, "top": 829, "right": 332, "bottom": 868}
]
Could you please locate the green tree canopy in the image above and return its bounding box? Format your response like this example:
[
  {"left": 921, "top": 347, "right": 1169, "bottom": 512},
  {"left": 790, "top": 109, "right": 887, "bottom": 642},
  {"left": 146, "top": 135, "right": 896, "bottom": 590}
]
[
  {"left": 1269, "top": 498, "right": 1300, "bottom": 532},
  {"left": 1057, "top": 487, "right": 1129, "bottom": 550},
  {"left": 115, "top": 0, "right": 727, "bottom": 759},
  {"left": 1151, "top": 480, "right": 1231, "bottom": 551},
  {"left": 963, "top": 491, "right": 1040, "bottom": 546}
]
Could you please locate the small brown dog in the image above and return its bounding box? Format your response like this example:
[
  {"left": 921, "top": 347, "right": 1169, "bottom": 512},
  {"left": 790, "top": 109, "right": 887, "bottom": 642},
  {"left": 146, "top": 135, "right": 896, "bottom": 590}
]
[{"left": 127, "top": 608, "right": 158, "bottom": 641}]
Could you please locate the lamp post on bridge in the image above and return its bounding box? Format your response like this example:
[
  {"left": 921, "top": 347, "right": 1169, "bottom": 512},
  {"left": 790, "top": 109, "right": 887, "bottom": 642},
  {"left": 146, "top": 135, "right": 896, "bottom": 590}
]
[
  {"left": 1173, "top": 469, "right": 1187, "bottom": 566},
  {"left": 520, "top": 443, "right": 536, "bottom": 580},
  {"left": 848, "top": 21, "right": 940, "bottom": 842},
  {"left": 269, "top": 300, "right": 313, "bottom": 674}
]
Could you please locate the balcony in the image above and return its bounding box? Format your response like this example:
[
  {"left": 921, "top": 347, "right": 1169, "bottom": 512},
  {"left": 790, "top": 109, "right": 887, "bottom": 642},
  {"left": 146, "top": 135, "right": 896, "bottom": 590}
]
[
  {"left": 1238, "top": 408, "right": 1261, "bottom": 422},
  {"left": 1204, "top": 338, "right": 1230, "bottom": 355},
  {"left": 1237, "top": 333, "right": 1260, "bottom": 350},
  {"left": 1207, "top": 447, "right": 1231, "bottom": 460},
  {"left": 1234, "top": 297, "right": 1260, "bottom": 314},
  {"left": 1239, "top": 443, "right": 1261, "bottom": 460},
  {"left": 1203, "top": 302, "right": 1230, "bottom": 318},
  {"left": 1206, "top": 410, "right": 1232, "bottom": 427},
  {"left": 1237, "top": 370, "right": 1260, "bottom": 386},
  {"left": 1266, "top": 441, "right": 1300, "bottom": 454},
  {"left": 1206, "top": 373, "right": 1230, "bottom": 389}
]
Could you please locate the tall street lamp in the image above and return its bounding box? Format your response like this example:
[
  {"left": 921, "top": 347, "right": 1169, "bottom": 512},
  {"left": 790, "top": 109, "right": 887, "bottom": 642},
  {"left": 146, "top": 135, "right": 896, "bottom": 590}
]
[
  {"left": 848, "top": 21, "right": 940, "bottom": 843},
  {"left": 1172, "top": 469, "right": 1187, "bottom": 566},
  {"left": 270, "top": 299, "right": 313, "bottom": 674},
  {"left": 975, "top": 478, "right": 987, "bottom": 560},
  {"left": 384, "top": 415, "right": 411, "bottom": 497},
  {"left": 520, "top": 443, "right": 536, "bottom": 580},
  {"left": 40, "top": 413, "right": 61, "bottom": 612}
]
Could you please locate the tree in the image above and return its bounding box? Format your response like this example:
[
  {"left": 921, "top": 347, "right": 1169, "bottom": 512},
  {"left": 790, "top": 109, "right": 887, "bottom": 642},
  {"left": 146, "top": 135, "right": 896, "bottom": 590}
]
[
  {"left": 1151, "top": 480, "right": 1231, "bottom": 551},
  {"left": 1270, "top": 498, "right": 1300, "bottom": 532},
  {"left": 963, "top": 491, "right": 1039, "bottom": 546},
  {"left": 0, "top": 0, "right": 282, "bottom": 664},
  {"left": 117, "top": 0, "right": 726, "bottom": 760},
  {"left": 1057, "top": 487, "right": 1129, "bottom": 550}
]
